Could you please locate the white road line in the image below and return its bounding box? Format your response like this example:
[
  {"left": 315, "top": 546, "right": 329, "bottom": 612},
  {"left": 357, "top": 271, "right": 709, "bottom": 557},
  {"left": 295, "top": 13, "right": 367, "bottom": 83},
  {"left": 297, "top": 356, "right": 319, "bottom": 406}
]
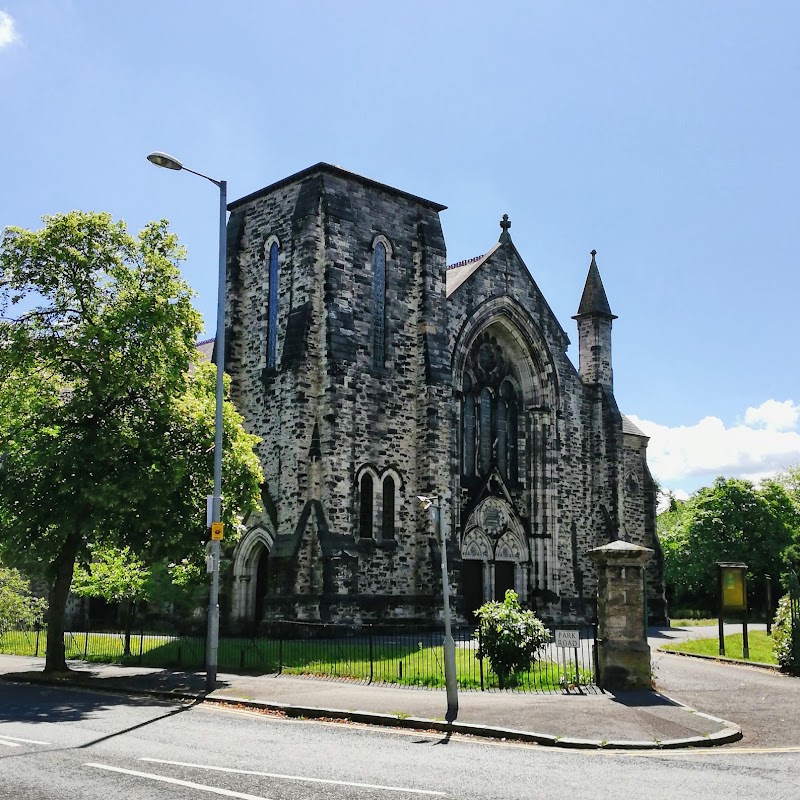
[
  {"left": 0, "top": 734, "right": 51, "bottom": 745},
  {"left": 139, "top": 757, "right": 447, "bottom": 796},
  {"left": 0, "top": 740, "right": 21, "bottom": 747},
  {"left": 85, "top": 763, "right": 274, "bottom": 800}
]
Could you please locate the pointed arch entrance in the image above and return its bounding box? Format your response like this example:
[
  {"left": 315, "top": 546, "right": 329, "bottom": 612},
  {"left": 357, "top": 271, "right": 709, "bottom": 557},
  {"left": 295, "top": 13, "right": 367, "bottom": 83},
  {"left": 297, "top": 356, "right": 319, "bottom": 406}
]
[
  {"left": 459, "top": 497, "right": 529, "bottom": 620},
  {"left": 232, "top": 525, "right": 274, "bottom": 625}
]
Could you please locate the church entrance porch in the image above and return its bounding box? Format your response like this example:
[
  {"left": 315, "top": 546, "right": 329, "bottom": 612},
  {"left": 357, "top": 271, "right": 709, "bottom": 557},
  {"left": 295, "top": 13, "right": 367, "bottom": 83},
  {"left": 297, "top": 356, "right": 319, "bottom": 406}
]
[{"left": 459, "top": 497, "right": 529, "bottom": 620}]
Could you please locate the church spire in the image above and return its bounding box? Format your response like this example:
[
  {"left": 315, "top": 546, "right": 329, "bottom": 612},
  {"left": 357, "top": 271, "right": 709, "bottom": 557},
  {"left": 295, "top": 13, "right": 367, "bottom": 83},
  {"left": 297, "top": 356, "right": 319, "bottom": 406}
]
[
  {"left": 574, "top": 250, "right": 617, "bottom": 320},
  {"left": 573, "top": 250, "right": 616, "bottom": 389}
]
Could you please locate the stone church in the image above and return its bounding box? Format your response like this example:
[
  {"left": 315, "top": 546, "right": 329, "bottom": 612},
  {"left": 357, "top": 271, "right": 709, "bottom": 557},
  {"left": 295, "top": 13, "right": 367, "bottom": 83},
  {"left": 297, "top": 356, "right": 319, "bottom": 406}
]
[{"left": 221, "top": 162, "right": 666, "bottom": 628}]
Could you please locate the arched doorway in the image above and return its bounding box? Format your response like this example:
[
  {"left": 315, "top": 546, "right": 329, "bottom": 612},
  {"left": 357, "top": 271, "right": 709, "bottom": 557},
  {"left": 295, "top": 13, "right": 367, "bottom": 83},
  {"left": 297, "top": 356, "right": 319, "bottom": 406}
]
[
  {"left": 460, "top": 498, "right": 529, "bottom": 618},
  {"left": 231, "top": 525, "right": 274, "bottom": 625}
]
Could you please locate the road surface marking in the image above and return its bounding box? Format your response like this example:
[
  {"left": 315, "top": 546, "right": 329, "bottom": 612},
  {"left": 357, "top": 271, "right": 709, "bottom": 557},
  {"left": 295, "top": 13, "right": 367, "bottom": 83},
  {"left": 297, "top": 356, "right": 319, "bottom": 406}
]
[
  {"left": 86, "top": 763, "right": 275, "bottom": 800},
  {"left": 609, "top": 745, "right": 800, "bottom": 756},
  {"left": 0, "top": 740, "right": 21, "bottom": 747},
  {"left": 0, "top": 734, "right": 51, "bottom": 745},
  {"left": 139, "top": 757, "right": 447, "bottom": 796}
]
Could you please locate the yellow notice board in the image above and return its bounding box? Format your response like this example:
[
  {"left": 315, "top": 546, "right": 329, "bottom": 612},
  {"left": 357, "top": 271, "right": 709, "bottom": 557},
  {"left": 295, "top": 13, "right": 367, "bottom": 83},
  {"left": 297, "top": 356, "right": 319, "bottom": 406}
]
[
  {"left": 211, "top": 522, "right": 224, "bottom": 541},
  {"left": 721, "top": 567, "right": 746, "bottom": 610}
]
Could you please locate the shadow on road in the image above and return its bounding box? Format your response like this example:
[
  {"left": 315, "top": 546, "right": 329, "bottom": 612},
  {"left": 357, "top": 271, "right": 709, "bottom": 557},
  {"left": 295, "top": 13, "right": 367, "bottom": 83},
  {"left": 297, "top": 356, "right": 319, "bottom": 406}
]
[{"left": 609, "top": 691, "right": 681, "bottom": 708}]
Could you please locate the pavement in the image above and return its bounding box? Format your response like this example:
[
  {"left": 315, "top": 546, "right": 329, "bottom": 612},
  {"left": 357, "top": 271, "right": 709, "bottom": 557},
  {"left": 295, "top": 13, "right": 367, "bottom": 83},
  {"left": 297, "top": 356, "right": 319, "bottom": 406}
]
[{"left": 3, "top": 624, "right": 780, "bottom": 751}]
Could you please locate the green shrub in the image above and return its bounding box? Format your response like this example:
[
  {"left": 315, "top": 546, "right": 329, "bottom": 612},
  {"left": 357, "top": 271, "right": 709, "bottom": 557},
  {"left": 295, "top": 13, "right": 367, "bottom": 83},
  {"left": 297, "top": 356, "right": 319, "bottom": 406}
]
[
  {"left": 474, "top": 590, "right": 550, "bottom": 688},
  {"left": 0, "top": 567, "right": 46, "bottom": 634},
  {"left": 772, "top": 594, "right": 799, "bottom": 674}
]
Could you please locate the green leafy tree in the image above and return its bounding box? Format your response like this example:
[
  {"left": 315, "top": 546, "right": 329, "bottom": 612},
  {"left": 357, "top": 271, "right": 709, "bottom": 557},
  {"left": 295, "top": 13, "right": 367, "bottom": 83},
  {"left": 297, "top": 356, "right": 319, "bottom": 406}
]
[
  {"left": 72, "top": 546, "right": 149, "bottom": 655},
  {"left": 658, "top": 477, "right": 797, "bottom": 611},
  {"left": 0, "top": 212, "right": 262, "bottom": 672},
  {"left": 473, "top": 590, "right": 550, "bottom": 688},
  {"left": 769, "top": 467, "right": 800, "bottom": 575},
  {"left": 0, "top": 566, "right": 46, "bottom": 634}
]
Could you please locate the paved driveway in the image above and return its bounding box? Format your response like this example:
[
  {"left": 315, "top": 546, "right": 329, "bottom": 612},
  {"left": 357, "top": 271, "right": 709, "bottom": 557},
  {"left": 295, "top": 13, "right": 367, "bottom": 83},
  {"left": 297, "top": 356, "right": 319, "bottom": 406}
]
[{"left": 649, "top": 625, "right": 800, "bottom": 748}]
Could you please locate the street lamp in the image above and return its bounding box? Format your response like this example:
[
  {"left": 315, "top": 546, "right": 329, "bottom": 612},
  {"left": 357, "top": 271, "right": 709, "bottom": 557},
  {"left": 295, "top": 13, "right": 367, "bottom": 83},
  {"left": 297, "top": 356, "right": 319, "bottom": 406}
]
[
  {"left": 147, "top": 151, "right": 227, "bottom": 693},
  {"left": 418, "top": 494, "right": 458, "bottom": 722}
]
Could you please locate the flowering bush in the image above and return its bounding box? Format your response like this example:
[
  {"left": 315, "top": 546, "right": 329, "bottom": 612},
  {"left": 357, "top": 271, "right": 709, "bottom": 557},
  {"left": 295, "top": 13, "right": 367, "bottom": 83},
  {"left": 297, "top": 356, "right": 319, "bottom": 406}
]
[
  {"left": 772, "top": 593, "right": 799, "bottom": 674},
  {"left": 473, "top": 589, "right": 550, "bottom": 688}
]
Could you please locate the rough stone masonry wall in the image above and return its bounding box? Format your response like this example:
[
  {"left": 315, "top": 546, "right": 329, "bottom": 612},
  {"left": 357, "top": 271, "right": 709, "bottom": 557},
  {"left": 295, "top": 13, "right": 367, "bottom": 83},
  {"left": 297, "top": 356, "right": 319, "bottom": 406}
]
[
  {"left": 226, "top": 167, "right": 450, "bottom": 624},
  {"left": 316, "top": 172, "right": 450, "bottom": 621},
  {"left": 622, "top": 434, "right": 667, "bottom": 623},
  {"left": 445, "top": 238, "right": 604, "bottom": 622},
  {"left": 226, "top": 177, "right": 322, "bottom": 547}
]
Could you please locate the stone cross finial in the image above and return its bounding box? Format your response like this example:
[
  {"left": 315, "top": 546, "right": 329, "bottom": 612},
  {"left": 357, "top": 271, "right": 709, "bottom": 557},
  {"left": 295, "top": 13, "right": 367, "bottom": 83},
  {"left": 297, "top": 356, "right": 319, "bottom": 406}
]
[
  {"left": 500, "top": 214, "right": 511, "bottom": 233},
  {"left": 591, "top": 249, "right": 597, "bottom": 258}
]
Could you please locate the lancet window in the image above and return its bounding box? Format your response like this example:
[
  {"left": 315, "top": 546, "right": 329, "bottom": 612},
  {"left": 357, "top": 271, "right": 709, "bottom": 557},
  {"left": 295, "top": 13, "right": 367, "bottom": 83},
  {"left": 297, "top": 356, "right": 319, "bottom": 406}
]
[
  {"left": 460, "top": 334, "right": 520, "bottom": 481},
  {"left": 266, "top": 241, "right": 280, "bottom": 369}
]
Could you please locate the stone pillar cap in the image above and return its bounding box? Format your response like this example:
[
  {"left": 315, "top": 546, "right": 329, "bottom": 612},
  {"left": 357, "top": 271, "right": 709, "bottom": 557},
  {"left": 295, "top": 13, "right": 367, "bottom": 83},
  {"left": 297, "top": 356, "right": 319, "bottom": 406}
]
[{"left": 589, "top": 539, "right": 654, "bottom": 563}]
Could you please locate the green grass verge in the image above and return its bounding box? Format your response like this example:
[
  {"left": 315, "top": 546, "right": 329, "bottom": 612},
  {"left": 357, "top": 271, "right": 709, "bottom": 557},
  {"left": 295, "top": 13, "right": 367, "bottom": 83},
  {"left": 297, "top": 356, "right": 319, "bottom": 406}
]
[
  {"left": 661, "top": 630, "right": 777, "bottom": 664},
  {"left": 0, "top": 629, "right": 578, "bottom": 690}
]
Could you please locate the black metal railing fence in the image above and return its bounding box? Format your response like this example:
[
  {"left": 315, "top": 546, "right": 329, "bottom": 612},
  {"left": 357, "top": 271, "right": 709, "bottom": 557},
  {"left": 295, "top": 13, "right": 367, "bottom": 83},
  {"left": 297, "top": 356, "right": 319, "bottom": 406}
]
[{"left": 0, "top": 618, "right": 600, "bottom": 694}]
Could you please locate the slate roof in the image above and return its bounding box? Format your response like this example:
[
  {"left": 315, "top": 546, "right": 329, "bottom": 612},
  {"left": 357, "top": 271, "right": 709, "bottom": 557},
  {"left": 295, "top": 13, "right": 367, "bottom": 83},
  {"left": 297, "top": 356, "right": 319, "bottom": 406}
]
[
  {"left": 189, "top": 337, "right": 215, "bottom": 375},
  {"left": 196, "top": 338, "right": 215, "bottom": 361},
  {"left": 445, "top": 244, "right": 500, "bottom": 297},
  {"left": 574, "top": 251, "right": 617, "bottom": 319},
  {"left": 228, "top": 163, "right": 447, "bottom": 213},
  {"left": 621, "top": 414, "right": 648, "bottom": 438}
]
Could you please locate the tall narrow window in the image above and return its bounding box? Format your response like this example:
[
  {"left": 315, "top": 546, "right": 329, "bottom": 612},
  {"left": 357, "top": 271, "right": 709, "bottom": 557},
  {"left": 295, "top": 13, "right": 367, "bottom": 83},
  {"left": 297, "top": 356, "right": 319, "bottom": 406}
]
[
  {"left": 372, "top": 242, "right": 386, "bottom": 368},
  {"left": 382, "top": 475, "right": 395, "bottom": 540},
  {"left": 479, "top": 388, "right": 493, "bottom": 475},
  {"left": 359, "top": 473, "right": 374, "bottom": 538},
  {"left": 497, "top": 397, "right": 507, "bottom": 477},
  {"left": 267, "top": 242, "right": 279, "bottom": 369},
  {"left": 463, "top": 394, "right": 476, "bottom": 477},
  {"left": 508, "top": 399, "right": 518, "bottom": 483}
]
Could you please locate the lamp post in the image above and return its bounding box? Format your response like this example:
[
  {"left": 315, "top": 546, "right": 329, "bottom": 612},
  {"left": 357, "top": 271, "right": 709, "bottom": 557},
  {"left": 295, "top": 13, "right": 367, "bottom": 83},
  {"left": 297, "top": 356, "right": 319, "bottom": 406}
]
[
  {"left": 418, "top": 494, "right": 458, "bottom": 722},
  {"left": 147, "top": 151, "right": 227, "bottom": 693}
]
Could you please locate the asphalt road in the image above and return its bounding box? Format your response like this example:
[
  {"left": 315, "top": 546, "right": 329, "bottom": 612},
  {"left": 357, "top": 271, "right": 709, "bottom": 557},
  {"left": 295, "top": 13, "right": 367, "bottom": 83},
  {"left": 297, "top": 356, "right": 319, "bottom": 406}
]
[{"left": 0, "top": 682, "right": 798, "bottom": 800}]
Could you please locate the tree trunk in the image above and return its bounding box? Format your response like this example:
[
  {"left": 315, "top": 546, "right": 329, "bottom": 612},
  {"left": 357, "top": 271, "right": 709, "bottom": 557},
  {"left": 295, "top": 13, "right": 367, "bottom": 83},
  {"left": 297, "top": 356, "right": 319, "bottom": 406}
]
[
  {"left": 45, "top": 530, "right": 82, "bottom": 673},
  {"left": 123, "top": 599, "right": 134, "bottom": 657}
]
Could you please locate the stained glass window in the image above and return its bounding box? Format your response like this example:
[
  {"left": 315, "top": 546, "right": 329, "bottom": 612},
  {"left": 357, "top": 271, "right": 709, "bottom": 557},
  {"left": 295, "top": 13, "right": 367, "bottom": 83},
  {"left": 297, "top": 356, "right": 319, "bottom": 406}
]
[
  {"left": 372, "top": 242, "right": 386, "bottom": 368},
  {"left": 463, "top": 394, "right": 476, "bottom": 477},
  {"left": 497, "top": 398, "right": 507, "bottom": 477},
  {"left": 267, "top": 242, "right": 279, "bottom": 369},
  {"left": 508, "top": 395, "right": 518, "bottom": 483},
  {"left": 479, "top": 388, "right": 492, "bottom": 475}
]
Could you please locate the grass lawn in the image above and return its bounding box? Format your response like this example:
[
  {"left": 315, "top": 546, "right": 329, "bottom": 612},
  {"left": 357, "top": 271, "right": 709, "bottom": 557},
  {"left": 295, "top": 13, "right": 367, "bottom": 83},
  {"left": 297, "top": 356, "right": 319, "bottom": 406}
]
[
  {"left": 0, "top": 628, "right": 584, "bottom": 691},
  {"left": 661, "top": 630, "right": 777, "bottom": 664},
  {"left": 669, "top": 618, "right": 718, "bottom": 627}
]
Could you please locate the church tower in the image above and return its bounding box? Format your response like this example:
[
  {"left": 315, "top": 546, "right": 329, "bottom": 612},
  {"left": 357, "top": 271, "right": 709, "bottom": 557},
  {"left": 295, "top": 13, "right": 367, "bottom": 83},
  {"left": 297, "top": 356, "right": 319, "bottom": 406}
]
[{"left": 573, "top": 250, "right": 617, "bottom": 389}]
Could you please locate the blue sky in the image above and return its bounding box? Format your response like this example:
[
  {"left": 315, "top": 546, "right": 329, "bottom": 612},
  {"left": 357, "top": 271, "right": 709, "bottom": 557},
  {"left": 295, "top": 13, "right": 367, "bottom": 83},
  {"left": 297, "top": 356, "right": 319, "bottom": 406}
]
[{"left": 1, "top": 1, "right": 798, "bottom": 496}]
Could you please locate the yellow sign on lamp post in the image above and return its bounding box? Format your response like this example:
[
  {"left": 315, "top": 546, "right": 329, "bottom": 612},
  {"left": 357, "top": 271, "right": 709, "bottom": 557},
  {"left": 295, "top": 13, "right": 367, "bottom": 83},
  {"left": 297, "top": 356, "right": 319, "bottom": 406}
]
[
  {"left": 716, "top": 562, "right": 748, "bottom": 659},
  {"left": 211, "top": 522, "right": 224, "bottom": 541}
]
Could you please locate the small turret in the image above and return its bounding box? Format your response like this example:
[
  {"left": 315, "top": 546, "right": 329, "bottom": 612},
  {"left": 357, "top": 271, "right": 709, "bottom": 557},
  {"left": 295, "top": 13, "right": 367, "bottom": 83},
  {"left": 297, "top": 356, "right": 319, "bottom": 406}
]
[{"left": 572, "top": 250, "right": 617, "bottom": 389}]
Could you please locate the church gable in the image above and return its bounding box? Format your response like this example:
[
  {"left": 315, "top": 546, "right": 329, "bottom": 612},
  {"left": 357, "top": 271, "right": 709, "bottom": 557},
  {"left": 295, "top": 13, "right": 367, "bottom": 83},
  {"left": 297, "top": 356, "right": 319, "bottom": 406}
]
[{"left": 446, "top": 217, "right": 570, "bottom": 359}]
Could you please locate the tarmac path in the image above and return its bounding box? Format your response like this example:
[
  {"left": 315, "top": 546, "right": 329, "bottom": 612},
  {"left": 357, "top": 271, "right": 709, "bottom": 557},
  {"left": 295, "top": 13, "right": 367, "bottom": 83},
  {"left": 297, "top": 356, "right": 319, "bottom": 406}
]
[{"left": 649, "top": 625, "right": 800, "bottom": 749}]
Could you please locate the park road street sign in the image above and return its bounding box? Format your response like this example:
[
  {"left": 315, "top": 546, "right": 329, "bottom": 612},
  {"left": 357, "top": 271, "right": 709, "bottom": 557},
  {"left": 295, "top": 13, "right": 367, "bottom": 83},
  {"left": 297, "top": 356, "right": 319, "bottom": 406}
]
[
  {"left": 211, "top": 522, "right": 224, "bottom": 541},
  {"left": 555, "top": 629, "right": 580, "bottom": 648}
]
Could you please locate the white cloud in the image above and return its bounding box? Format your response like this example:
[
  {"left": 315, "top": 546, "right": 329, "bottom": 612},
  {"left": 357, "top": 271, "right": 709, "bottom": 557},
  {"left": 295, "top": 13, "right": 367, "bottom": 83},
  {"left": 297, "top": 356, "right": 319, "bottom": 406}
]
[
  {"left": 0, "top": 11, "right": 18, "bottom": 48},
  {"left": 628, "top": 399, "right": 800, "bottom": 494},
  {"left": 743, "top": 399, "right": 800, "bottom": 431}
]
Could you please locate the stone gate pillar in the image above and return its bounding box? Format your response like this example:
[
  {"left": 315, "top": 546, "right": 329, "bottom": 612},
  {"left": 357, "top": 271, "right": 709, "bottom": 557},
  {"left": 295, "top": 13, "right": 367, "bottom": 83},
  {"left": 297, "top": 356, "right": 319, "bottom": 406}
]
[{"left": 589, "top": 540, "right": 653, "bottom": 690}]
